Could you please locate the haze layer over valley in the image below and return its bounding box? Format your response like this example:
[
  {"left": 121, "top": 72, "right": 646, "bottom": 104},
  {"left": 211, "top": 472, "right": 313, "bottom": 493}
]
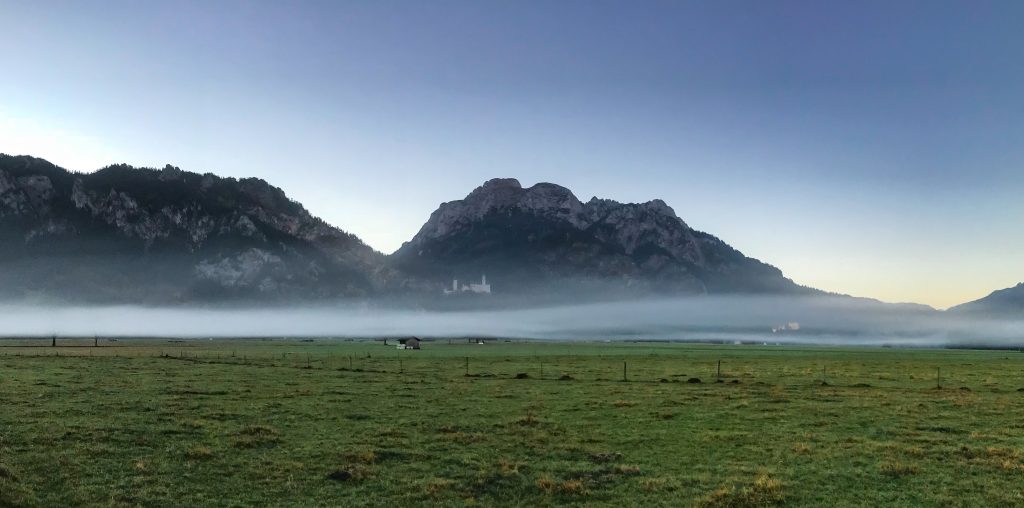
[{"left": 1, "top": 154, "right": 1022, "bottom": 344}]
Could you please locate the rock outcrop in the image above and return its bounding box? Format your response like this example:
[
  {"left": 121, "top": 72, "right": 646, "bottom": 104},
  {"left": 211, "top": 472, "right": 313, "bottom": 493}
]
[
  {"left": 0, "top": 154, "right": 383, "bottom": 302},
  {"left": 391, "top": 178, "right": 811, "bottom": 298}
]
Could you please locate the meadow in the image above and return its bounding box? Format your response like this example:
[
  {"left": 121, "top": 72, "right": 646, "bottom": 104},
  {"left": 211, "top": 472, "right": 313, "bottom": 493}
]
[{"left": 1, "top": 338, "right": 1023, "bottom": 507}]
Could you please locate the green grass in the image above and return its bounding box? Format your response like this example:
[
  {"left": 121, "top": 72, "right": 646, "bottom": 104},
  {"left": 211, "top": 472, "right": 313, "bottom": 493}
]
[{"left": 2, "top": 339, "right": 1024, "bottom": 506}]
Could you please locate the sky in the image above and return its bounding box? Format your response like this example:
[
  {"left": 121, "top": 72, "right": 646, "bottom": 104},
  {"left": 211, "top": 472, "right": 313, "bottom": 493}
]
[{"left": 1, "top": 0, "right": 1023, "bottom": 309}]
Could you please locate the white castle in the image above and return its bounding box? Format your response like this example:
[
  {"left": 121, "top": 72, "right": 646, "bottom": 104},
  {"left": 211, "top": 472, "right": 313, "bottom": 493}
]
[{"left": 443, "top": 275, "right": 491, "bottom": 295}]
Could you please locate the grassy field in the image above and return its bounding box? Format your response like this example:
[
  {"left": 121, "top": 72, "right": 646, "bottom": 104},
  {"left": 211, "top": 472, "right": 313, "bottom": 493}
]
[{"left": 1, "top": 339, "right": 1024, "bottom": 507}]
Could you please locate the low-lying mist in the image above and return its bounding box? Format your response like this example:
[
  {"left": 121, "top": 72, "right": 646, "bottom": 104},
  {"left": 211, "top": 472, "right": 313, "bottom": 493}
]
[{"left": 1, "top": 296, "right": 1022, "bottom": 348}]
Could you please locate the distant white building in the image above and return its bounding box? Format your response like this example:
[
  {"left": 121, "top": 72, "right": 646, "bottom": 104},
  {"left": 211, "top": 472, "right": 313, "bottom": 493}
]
[{"left": 443, "top": 275, "right": 491, "bottom": 294}]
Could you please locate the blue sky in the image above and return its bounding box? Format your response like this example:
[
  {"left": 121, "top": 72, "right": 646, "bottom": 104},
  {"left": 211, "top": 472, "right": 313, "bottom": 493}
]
[{"left": 2, "top": 0, "right": 1023, "bottom": 308}]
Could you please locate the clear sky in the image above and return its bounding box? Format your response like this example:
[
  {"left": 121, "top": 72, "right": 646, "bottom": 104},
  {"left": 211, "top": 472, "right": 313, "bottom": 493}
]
[{"left": 2, "top": 0, "right": 1023, "bottom": 308}]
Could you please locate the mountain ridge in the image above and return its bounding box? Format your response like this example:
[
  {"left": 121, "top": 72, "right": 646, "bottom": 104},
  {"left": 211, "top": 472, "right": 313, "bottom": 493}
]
[
  {"left": 0, "top": 153, "right": 384, "bottom": 302},
  {"left": 6, "top": 153, "right": 990, "bottom": 310},
  {"left": 948, "top": 282, "right": 1024, "bottom": 315},
  {"left": 391, "top": 177, "right": 815, "bottom": 298}
]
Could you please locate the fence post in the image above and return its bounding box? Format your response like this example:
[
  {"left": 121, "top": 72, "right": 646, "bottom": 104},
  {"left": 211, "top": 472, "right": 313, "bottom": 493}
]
[
  {"left": 936, "top": 367, "right": 941, "bottom": 389},
  {"left": 717, "top": 360, "right": 721, "bottom": 380},
  {"left": 623, "top": 361, "right": 627, "bottom": 382},
  {"left": 465, "top": 357, "right": 469, "bottom": 376}
]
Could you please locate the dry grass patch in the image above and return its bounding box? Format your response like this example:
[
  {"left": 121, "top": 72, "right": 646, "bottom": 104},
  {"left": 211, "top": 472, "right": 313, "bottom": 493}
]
[
  {"left": 535, "top": 476, "right": 589, "bottom": 497},
  {"left": 879, "top": 460, "right": 919, "bottom": 477},
  {"left": 613, "top": 464, "right": 641, "bottom": 476},
  {"left": 232, "top": 424, "right": 281, "bottom": 448},
  {"left": 185, "top": 445, "right": 213, "bottom": 460},
  {"left": 696, "top": 474, "right": 784, "bottom": 508},
  {"left": 345, "top": 449, "right": 378, "bottom": 464},
  {"left": 613, "top": 399, "right": 637, "bottom": 407},
  {"left": 986, "top": 447, "right": 1021, "bottom": 459},
  {"left": 498, "top": 459, "right": 523, "bottom": 476},
  {"left": 513, "top": 413, "right": 542, "bottom": 426},
  {"left": 640, "top": 477, "right": 679, "bottom": 492},
  {"left": 424, "top": 477, "right": 455, "bottom": 496}
]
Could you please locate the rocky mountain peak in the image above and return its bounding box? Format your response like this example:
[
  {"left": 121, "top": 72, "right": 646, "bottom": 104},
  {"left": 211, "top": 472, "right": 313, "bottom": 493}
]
[
  {"left": 642, "top": 199, "right": 678, "bottom": 218},
  {"left": 471, "top": 177, "right": 522, "bottom": 193},
  {"left": 393, "top": 176, "right": 806, "bottom": 297},
  {"left": 0, "top": 154, "right": 383, "bottom": 302}
]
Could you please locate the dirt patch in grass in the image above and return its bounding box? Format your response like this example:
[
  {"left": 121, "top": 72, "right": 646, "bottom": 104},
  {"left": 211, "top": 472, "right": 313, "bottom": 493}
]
[
  {"left": 589, "top": 452, "right": 624, "bottom": 464},
  {"left": 916, "top": 425, "right": 964, "bottom": 434},
  {"left": 687, "top": 378, "right": 702, "bottom": 384}
]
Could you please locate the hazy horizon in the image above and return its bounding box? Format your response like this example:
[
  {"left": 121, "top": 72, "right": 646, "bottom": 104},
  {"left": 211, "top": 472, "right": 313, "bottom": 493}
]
[
  {"left": 1, "top": 296, "right": 1021, "bottom": 346},
  {"left": 3, "top": 1, "right": 1023, "bottom": 307}
]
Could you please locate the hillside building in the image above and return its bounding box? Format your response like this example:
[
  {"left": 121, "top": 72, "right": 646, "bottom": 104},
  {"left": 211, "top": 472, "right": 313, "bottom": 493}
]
[{"left": 443, "top": 275, "right": 491, "bottom": 294}]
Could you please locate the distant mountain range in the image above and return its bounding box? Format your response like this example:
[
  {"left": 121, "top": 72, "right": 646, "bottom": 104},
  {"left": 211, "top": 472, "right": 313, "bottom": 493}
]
[{"left": 0, "top": 153, "right": 1017, "bottom": 313}]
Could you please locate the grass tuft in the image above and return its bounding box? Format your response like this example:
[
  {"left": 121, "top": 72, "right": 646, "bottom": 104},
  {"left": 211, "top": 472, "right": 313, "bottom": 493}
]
[
  {"left": 879, "top": 460, "right": 919, "bottom": 477},
  {"left": 232, "top": 424, "right": 281, "bottom": 448},
  {"left": 696, "top": 474, "right": 784, "bottom": 508},
  {"left": 185, "top": 445, "right": 214, "bottom": 460}
]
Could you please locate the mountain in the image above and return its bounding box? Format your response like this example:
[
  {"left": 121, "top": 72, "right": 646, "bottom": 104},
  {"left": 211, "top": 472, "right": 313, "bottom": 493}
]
[
  {"left": 948, "top": 283, "right": 1024, "bottom": 316},
  {"left": 1, "top": 156, "right": 816, "bottom": 305},
  {"left": 390, "top": 178, "right": 813, "bottom": 300},
  {"left": 0, "top": 154, "right": 383, "bottom": 303}
]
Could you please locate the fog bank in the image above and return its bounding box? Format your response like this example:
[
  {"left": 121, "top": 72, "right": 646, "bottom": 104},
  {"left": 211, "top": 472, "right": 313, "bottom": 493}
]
[{"left": 1, "top": 296, "right": 1022, "bottom": 347}]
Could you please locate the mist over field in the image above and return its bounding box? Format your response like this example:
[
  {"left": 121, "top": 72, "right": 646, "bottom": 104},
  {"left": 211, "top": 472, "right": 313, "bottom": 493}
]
[{"left": 2, "top": 296, "right": 1022, "bottom": 347}]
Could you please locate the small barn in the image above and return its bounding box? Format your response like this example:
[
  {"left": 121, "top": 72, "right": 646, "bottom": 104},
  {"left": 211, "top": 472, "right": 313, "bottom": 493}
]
[{"left": 398, "top": 337, "right": 422, "bottom": 350}]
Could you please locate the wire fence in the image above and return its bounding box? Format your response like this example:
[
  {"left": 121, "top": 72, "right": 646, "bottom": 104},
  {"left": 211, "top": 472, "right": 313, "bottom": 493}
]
[{"left": 3, "top": 342, "right": 1022, "bottom": 392}]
